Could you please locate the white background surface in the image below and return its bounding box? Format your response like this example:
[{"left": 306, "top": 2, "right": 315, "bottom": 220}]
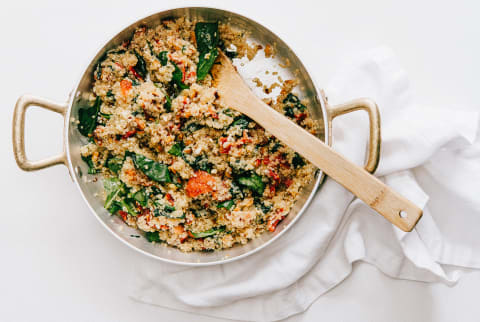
[{"left": 2, "top": 0, "right": 479, "bottom": 321}]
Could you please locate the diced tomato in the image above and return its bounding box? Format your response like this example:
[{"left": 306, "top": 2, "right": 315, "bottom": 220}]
[
  {"left": 120, "top": 79, "right": 132, "bottom": 97},
  {"left": 159, "top": 225, "right": 168, "bottom": 230},
  {"left": 118, "top": 210, "right": 128, "bottom": 221},
  {"left": 180, "top": 236, "right": 188, "bottom": 243},
  {"left": 267, "top": 219, "right": 280, "bottom": 232},
  {"left": 268, "top": 209, "right": 285, "bottom": 232},
  {"left": 269, "top": 184, "right": 276, "bottom": 194},
  {"left": 186, "top": 171, "right": 215, "bottom": 198},
  {"left": 255, "top": 159, "right": 261, "bottom": 167},
  {"left": 284, "top": 178, "right": 293, "bottom": 187},
  {"left": 295, "top": 113, "right": 307, "bottom": 123},
  {"left": 269, "top": 169, "right": 280, "bottom": 181},
  {"left": 122, "top": 130, "right": 136, "bottom": 139},
  {"left": 219, "top": 137, "right": 231, "bottom": 154},
  {"left": 187, "top": 231, "right": 195, "bottom": 238},
  {"left": 181, "top": 64, "right": 186, "bottom": 82},
  {"left": 129, "top": 66, "right": 143, "bottom": 80},
  {"left": 115, "top": 62, "right": 124, "bottom": 69},
  {"left": 165, "top": 193, "right": 174, "bottom": 205},
  {"left": 262, "top": 158, "right": 270, "bottom": 165}
]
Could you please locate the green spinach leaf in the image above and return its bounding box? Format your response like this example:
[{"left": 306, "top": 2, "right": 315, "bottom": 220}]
[
  {"left": 158, "top": 51, "right": 168, "bottom": 66},
  {"left": 104, "top": 177, "right": 125, "bottom": 209},
  {"left": 217, "top": 200, "right": 235, "bottom": 210},
  {"left": 164, "top": 92, "right": 172, "bottom": 112},
  {"left": 190, "top": 226, "right": 225, "bottom": 238},
  {"left": 145, "top": 231, "right": 162, "bottom": 243},
  {"left": 172, "top": 62, "right": 189, "bottom": 90},
  {"left": 197, "top": 48, "right": 219, "bottom": 81},
  {"left": 284, "top": 106, "right": 295, "bottom": 118},
  {"left": 133, "top": 189, "right": 148, "bottom": 207},
  {"left": 292, "top": 152, "right": 305, "bottom": 168},
  {"left": 237, "top": 172, "right": 265, "bottom": 195},
  {"left": 133, "top": 51, "right": 147, "bottom": 79},
  {"left": 183, "top": 154, "right": 212, "bottom": 172},
  {"left": 129, "top": 153, "right": 171, "bottom": 183},
  {"left": 195, "top": 22, "right": 220, "bottom": 81},
  {"left": 229, "top": 115, "right": 251, "bottom": 129},
  {"left": 168, "top": 142, "right": 184, "bottom": 156},
  {"left": 107, "top": 156, "right": 123, "bottom": 174},
  {"left": 195, "top": 22, "right": 219, "bottom": 53},
  {"left": 283, "top": 93, "right": 306, "bottom": 111},
  {"left": 153, "top": 204, "right": 184, "bottom": 219},
  {"left": 78, "top": 96, "right": 101, "bottom": 137},
  {"left": 120, "top": 198, "right": 138, "bottom": 216},
  {"left": 107, "top": 200, "right": 122, "bottom": 214},
  {"left": 255, "top": 198, "right": 272, "bottom": 214},
  {"left": 81, "top": 155, "right": 98, "bottom": 174}
]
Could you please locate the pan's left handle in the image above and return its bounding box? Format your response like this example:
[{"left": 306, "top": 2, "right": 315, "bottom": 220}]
[{"left": 13, "top": 94, "right": 68, "bottom": 171}]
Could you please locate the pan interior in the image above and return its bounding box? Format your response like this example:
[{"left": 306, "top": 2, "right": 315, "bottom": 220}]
[{"left": 66, "top": 7, "right": 326, "bottom": 265}]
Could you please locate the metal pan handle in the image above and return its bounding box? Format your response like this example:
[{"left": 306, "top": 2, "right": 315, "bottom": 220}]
[
  {"left": 326, "top": 96, "right": 381, "bottom": 174},
  {"left": 12, "top": 94, "right": 67, "bottom": 171}
]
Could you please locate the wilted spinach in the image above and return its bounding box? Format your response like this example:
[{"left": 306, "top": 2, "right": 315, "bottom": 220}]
[
  {"left": 78, "top": 96, "right": 101, "bottom": 137},
  {"left": 106, "top": 156, "right": 123, "bottom": 174},
  {"left": 237, "top": 172, "right": 265, "bottom": 195},
  {"left": 164, "top": 92, "right": 172, "bottom": 112},
  {"left": 195, "top": 22, "right": 220, "bottom": 80},
  {"left": 133, "top": 189, "right": 148, "bottom": 207},
  {"left": 145, "top": 231, "right": 162, "bottom": 243},
  {"left": 81, "top": 155, "right": 98, "bottom": 174},
  {"left": 120, "top": 198, "right": 138, "bottom": 216},
  {"left": 168, "top": 142, "right": 184, "bottom": 156},
  {"left": 217, "top": 200, "right": 235, "bottom": 210},
  {"left": 128, "top": 152, "right": 171, "bottom": 183},
  {"left": 183, "top": 153, "right": 212, "bottom": 172},
  {"left": 283, "top": 93, "right": 306, "bottom": 111},
  {"left": 292, "top": 152, "right": 305, "bottom": 168},
  {"left": 172, "top": 62, "right": 189, "bottom": 90},
  {"left": 133, "top": 51, "right": 147, "bottom": 79},
  {"left": 158, "top": 51, "right": 168, "bottom": 66},
  {"left": 189, "top": 226, "right": 225, "bottom": 238},
  {"left": 229, "top": 115, "right": 251, "bottom": 130},
  {"left": 104, "top": 177, "right": 125, "bottom": 210}
]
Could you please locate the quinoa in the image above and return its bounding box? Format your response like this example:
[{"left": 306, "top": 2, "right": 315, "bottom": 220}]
[{"left": 78, "top": 18, "right": 317, "bottom": 252}]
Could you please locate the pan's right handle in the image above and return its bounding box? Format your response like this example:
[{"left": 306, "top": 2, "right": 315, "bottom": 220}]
[
  {"left": 327, "top": 97, "right": 381, "bottom": 174},
  {"left": 13, "top": 94, "right": 67, "bottom": 171}
]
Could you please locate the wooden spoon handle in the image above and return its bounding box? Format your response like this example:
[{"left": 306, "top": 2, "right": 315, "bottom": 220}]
[{"left": 228, "top": 90, "right": 422, "bottom": 231}]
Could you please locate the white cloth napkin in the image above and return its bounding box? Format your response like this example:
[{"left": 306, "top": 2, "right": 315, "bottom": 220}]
[{"left": 129, "top": 47, "right": 480, "bottom": 321}]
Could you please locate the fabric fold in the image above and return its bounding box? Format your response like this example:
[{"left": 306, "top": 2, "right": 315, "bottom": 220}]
[{"left": 129, "top": 46, "right": 480, "bottom": 322}]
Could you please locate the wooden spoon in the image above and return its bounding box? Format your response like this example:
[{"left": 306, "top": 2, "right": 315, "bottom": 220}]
[{"left": 212, "top": 51, "right": 422, "bottom": 232}]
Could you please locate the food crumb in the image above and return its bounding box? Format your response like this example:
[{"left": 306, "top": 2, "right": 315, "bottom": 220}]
[
  {"left": 279, "top": 58, "right": 291, "bottom": 68},
  {"left": 252, "top": 77, "right": 263, "bottom": 88},
  {"left": 264, "top": 44, "right": 276, "bottom": 58}
]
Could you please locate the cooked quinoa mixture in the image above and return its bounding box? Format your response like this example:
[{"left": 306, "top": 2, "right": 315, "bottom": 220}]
[{"left": 78, "top": 18, "right": 318, "bottom": 252}]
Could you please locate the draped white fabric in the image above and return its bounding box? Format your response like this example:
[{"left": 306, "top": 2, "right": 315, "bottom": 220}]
[{"left": 129, "top": 47, "right": 480, "bottom": 322}]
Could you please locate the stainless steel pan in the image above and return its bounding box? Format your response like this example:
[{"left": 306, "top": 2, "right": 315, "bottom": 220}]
[{"left": 12, "top": 7, "right": 380, "bottom": 266}]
